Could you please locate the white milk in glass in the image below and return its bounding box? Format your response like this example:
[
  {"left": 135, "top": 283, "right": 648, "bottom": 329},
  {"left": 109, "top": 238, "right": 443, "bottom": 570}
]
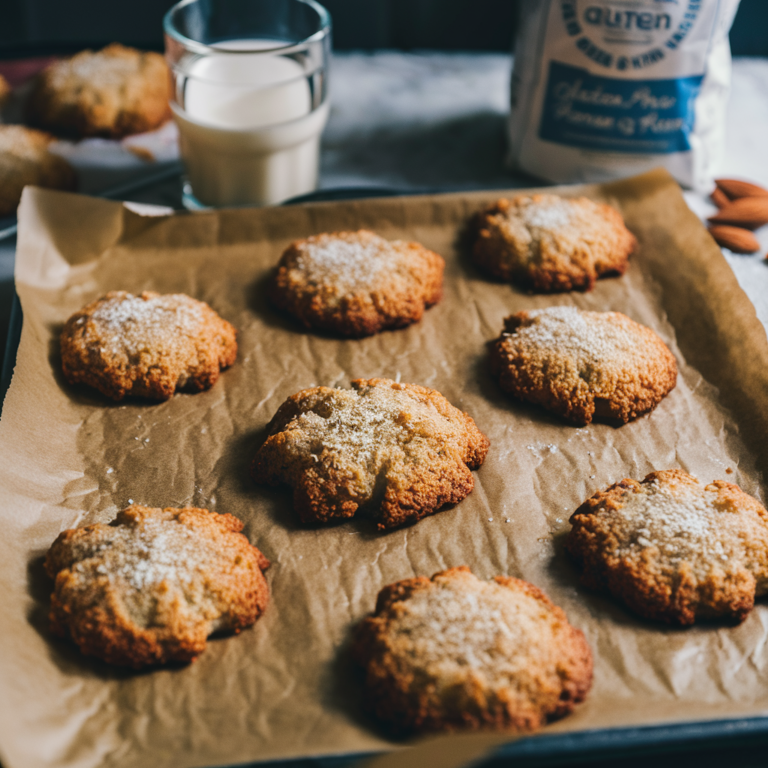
[{"left": 172, "top": 40, "right": 329, "bottom": 207}]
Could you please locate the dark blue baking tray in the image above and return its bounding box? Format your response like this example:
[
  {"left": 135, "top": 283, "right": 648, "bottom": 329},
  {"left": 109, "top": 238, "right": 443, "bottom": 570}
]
[{"left": 4, "top": 185, "right": 768, "bottom": 768}]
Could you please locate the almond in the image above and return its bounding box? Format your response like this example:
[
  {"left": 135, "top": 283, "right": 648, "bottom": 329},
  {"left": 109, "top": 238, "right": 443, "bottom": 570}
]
[
  {"left": 715, "top": 178, "right": 768, "bottom": 200},
  {"left": 708, "top": 225, "right": 760, "bottom": 254},
  {"left": 707, "top": 197, "right": 768, "bottom": 230},
  {"left": 710, "top": 187, "right": 730, "bottom": 209}
]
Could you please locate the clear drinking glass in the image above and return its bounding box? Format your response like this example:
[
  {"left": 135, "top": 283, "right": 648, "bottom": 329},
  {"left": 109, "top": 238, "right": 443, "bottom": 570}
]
[{"left": 164, "top": 0, "right": 331, "bottom": 208}]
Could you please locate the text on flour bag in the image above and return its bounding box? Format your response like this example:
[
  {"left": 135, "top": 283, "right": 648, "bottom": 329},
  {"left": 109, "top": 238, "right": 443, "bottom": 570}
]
[{"left": 507, "top": 0, "right": 742, "bottom": 191}]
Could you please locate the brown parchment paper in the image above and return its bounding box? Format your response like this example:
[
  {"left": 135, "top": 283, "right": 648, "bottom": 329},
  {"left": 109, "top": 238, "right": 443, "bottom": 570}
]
[{"left": 1, "top": 168, "right": 768, "bottom": 768}]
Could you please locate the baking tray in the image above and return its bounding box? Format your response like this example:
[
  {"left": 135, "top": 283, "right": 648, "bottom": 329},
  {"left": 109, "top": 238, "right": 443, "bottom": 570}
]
[{"left": 3, "top": 179, "right": 768, "bottom": 768}]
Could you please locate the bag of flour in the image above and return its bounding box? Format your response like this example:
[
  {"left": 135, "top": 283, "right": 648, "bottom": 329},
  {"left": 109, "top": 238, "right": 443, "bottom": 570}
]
[{"left": 508, "top": 0, "right": 742, "bottom": 190}]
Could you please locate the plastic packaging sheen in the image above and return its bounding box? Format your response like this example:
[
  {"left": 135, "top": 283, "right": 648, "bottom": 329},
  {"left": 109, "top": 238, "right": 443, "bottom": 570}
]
[{"left": 507, "top": 0, "right": 742, "bottom": 190}]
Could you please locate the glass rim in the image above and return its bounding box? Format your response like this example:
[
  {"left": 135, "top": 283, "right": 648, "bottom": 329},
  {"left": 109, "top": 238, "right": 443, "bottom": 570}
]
[{"left": 163, "top": 0, "right": 331, "bottom": 55}]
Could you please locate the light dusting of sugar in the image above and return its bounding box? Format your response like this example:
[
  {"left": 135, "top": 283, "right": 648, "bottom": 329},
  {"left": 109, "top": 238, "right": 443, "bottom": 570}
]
[
  {"left": 527, "top": 442, "right": 559, "bottom": 459},
  {"left": 506, "top": 306, "right": 638, "bottom": 369},
  {"left": 70, "top": 514, "right": 213, "bottom": 593},
  {"left": 387, "top": 578, "right": 553, "bottom": 686},
  {"left": 90, "top": 293, "right": 204, "bottom": 359},
  {"left": 48, "top": 48, "right": 146, "bottom": 90},
  {"left": 605, "top": 480, "right": 760, "bottom": 577},
  {"left": 124, "top": 526, "right": 197, "bottom": 590},
  {"left": 296, "top": 389, "right": 409, "bottom": 461},
  {"left": 284, "top": 382, "right": 464, "bottom": 499},
  {"left": 519, "top": 196, "right": 575, "bottom": 230},
  {"left": 294, "top": 232, "right": 399, "bottom": 291}
]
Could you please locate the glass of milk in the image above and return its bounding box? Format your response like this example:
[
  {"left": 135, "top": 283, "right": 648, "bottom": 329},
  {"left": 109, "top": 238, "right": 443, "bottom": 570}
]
[{"left": 164, "top": 0, "right": 331, "bottom": 208}]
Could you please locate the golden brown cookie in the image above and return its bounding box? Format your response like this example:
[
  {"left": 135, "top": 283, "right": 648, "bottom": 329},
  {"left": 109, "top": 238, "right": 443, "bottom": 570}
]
[
  {"left": 353, "top": 566, "right": 593, "bottom": 735},
  {"left": 26, "top": 44, "right": 171, "bottom": 138},
  {"left": 567, "top": 470, "right": 768, "bottom": 626},
  {"left": 0, "top": 124, "right": 76, "bottom": 216},
  {"left": 271, "top": 230, "right": 444, "bottom": 337},
  {"left": 60, "top": 290, "right": 237, "bottom": 401},
  {"left": 473, "top": 194, "right": 636, "bottom": 292},
  {"left": 490, "top": 306, "right": 677, "bottom": 425},
  {"left": 45, "top": 505, "right": 270, "bottom": 667},
  {"left": 251, "top": 378, "right": 489, "bottom": 529}
]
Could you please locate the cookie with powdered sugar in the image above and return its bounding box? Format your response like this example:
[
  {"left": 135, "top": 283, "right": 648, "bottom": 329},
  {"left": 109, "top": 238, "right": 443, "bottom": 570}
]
[
  {"left": 490, "top": 306, "right": 677, "bottom": 425},
  {"left": 26, "top": 44, "right": 171, "bottom": 138},
  {"left": 473, "top": 194, "right": 636, "bottom": 292},
  {"left": 60, "top": 291, "right": 237, "bottom": 401},
  {"left": 45, "top": 505, "right": 270, "bottom": 667},
  {"left": 270, "top": 229, "right": 444, "bottom": 337},
  {"left": 567, "top": 470, "right": 768, "bottom": 625},
  {"left": 0, "top": 124, "right": 76, "bottom": 216},
  {"left": 251, "top": 378, "right": 489, "bottom": 529},
  {"left": 352, "top": 566, "right": 593, "bottom": 735}
]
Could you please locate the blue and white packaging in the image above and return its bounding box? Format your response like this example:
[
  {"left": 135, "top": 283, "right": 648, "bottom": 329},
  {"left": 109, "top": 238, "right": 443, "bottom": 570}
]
[{"left": 508, "top": 0, "right": 742, "bottom": 190}]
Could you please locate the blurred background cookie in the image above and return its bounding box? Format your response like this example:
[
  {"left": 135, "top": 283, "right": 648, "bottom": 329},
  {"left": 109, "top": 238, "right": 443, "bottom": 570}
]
[
  {"left": 490, "top": 306, "right": 677, "bottom": 425},
  {"left": 60, "top": 290, "right": 237, "bottom": 401},
  {"left": 567, "top": 470, "right": 768, "bottom": 625},
  {"left": 252, "top": 377, "right": 489, "bottom": 529},
  {"left": 353, "top": 566, "right": 592, "bottom": 735},
  {"left": 271, "top": 230, "right": 444, "bottom": 337},
  {"left": 473, "top": 194, "right": 636, "bottom": 292},
  {"left": 25, "top": 43, "right": 172, "bottom": 138},
  {"left": 45, "top": 505, "right": 271, "bottom": 667},
  {"left": 0, "top": 124, "right": 76, "bottom": 216}
]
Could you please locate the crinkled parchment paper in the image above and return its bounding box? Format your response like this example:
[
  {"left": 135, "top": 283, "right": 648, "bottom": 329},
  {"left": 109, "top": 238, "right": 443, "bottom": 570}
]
[{"left": 1, "top": 169, "right": 768, "bottom": 768}]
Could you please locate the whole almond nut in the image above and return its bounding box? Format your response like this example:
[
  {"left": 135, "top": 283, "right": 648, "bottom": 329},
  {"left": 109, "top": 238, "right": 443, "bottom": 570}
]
[
  {"left": 711, "top": 187, "right": 730, "bottom": 209},
  {"left": 707, "top": 197, "right": 768, "bottom": 230},
  {"left": 715, "top": 178, "right": 768, "bottom": 200},
  {"left": 708, "top": 225, "right": 760, "bottom": 253}
]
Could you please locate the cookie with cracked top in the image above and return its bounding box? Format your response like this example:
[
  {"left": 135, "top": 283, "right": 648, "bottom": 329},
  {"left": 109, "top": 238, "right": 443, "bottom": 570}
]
[
  {"left": 0, "top": 124, "right": 76, "bottom": 216},
  {"left": 251, "top": 378, "right": 489, "bottom": 529},
  {"left": 352, "top": 566, "right": 593, "bottom": 735},
  {"left": 473, "top": 194, "right": 636, "bottom": 292},
  {"left": 60, "top": 290, "right": 237, "bottom": 401},
  {"left": 271, "top": 229, "right": 444, "bottom": 337},
  {"left": 45, "top": 505, "right": 270, "bottom": 668},
  {"left": 26, "top": 44, "right": 171, "bottom": 138},
  {"left": 567, "top": 470, "right": 768, "bottom": 625},
  {"left": 490, "top": 306, "right": 677, "bottom": 425}
]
